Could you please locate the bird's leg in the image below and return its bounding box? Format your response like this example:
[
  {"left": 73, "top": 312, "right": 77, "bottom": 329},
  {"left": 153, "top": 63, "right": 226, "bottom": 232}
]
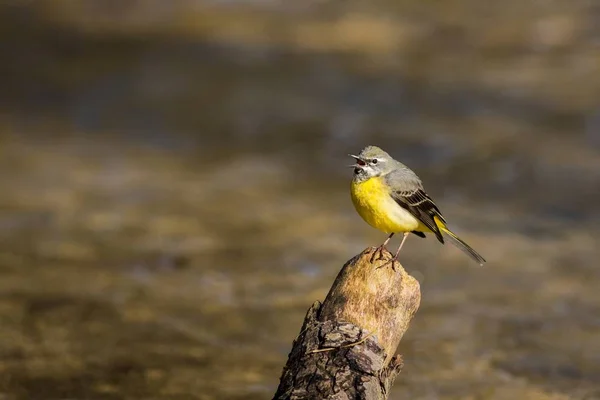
[
  {"left": 394, "top": 232, "right": 410, "bottom": 259},
  {"left": 378, "top": 232, "right": 409, "bottom": 270},
  {"left": 370, "top": 233, "right": 394, "bottom": 262}
]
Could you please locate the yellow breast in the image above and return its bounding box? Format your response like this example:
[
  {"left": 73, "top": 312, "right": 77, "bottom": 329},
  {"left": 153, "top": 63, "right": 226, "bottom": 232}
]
[{"left": 351, "top": 176, "right": 425, "bottom": 234}]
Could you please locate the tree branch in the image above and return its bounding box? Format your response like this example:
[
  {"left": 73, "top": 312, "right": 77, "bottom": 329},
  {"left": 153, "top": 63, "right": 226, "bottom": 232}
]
[{"left": 274, "top": 247, "right": 421, "bottom": 400}]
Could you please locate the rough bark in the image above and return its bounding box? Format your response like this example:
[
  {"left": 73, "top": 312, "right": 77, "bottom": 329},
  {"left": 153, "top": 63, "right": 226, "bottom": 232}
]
[{"left": 274, "top": 247, "right": 421, "bottom": 400}]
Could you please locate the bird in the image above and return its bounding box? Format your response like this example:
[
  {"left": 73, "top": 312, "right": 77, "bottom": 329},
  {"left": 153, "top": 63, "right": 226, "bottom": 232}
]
[{"left": 349, "top": 145, "right": 486, "bottom": 266}]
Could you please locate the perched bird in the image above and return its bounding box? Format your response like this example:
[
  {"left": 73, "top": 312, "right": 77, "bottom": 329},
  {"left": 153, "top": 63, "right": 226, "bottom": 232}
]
[{"left": 349, "top": 145, "right": 485, "bottom": 266}]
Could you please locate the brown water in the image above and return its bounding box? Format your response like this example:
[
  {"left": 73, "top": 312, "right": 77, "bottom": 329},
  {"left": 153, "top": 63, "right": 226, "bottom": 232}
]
[{"left": 0, "top": 2, "right": 599, "bottom": 399}]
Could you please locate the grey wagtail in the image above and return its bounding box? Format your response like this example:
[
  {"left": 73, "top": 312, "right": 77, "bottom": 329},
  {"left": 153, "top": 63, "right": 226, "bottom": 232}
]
[{"left": 349, "top": 145, "right": 486, "bottom": 266}]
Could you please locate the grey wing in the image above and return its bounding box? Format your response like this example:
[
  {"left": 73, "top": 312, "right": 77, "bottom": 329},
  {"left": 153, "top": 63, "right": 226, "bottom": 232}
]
[{"left": 385, "top": 171, "right": 446, "bottom": 243}]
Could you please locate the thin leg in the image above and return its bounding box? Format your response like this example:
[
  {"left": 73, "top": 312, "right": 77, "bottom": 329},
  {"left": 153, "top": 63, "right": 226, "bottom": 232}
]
[
  {"left": 382, "top": 233, "right": 394, "bottom": 248},
  {"left": 377, "top": 232, "right": 409, "bottom": 270},
  {"left": 370, "top": 233, "right": 394, "bottom": 262},
  {"left": 394, "top": 232, "right": 410, "bottom": 259}
]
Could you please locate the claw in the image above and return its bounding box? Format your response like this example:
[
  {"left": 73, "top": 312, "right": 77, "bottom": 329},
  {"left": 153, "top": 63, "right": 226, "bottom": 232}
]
[
  {"left": 377, "top": 255, "right": 398, "bottom": 271},
  {"left": 369, "top": 249, "right": 378, "bottom": 263},
  {"left": 370, "top": 245, "right": 387, "bottom": 263},
  {"left": 368, "top": 233, "right": 394, "bottom": 263}
]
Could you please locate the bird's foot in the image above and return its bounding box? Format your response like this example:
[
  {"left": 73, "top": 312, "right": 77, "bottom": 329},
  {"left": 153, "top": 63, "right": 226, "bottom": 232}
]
[
  {"left": 376, "top": 254, "right": 399, "bottom": 271},
  {"left": 370, "top": 245, "right": 388, "bottom": 263}
]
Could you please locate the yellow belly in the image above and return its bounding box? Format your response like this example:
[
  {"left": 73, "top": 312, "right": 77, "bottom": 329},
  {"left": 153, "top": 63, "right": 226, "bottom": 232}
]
[{"left": 351, "top": 176, "right": 428, "bottom": 234}]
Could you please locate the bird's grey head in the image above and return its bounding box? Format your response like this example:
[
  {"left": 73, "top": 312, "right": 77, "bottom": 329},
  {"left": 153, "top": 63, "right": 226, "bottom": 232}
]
[{"left": 349, "top": 145, "right": 396, "bottom": 181}]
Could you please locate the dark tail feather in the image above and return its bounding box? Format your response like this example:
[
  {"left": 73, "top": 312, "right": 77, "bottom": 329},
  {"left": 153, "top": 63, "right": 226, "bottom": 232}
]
[{"left": 440, "top": 227, "right": 486, "bottom": 266}]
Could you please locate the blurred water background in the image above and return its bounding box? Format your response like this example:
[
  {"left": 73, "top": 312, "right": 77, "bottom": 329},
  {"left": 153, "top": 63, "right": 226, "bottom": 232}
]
[{"left": 0, "top": 1, "right": 599, "bottom": 399}]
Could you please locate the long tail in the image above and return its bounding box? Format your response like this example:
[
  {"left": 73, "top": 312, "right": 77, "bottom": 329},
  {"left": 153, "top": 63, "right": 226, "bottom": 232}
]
[{"left": 434, "top": 217, "right": 486, "bottom": 265}]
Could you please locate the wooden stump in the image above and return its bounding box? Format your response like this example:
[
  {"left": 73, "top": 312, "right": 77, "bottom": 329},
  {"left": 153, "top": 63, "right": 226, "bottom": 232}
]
[{"left": 274, "top": 247, "right": 421, "bottom": 400}]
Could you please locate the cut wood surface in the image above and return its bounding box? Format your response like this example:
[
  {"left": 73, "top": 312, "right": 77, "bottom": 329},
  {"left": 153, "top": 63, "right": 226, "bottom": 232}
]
[{"left": 274, "top": 247, "right": 421, "bottom": 400}]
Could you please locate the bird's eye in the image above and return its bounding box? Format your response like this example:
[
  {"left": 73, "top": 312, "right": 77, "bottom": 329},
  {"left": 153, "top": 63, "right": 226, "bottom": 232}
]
[{"left": 371, "top": 159, "right": 378, "bottom": 164}]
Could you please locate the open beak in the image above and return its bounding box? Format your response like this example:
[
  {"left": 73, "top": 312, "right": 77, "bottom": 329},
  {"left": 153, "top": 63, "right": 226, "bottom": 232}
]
[{"left": 348, "top": 154, "right": 366, "bottom": 168}]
